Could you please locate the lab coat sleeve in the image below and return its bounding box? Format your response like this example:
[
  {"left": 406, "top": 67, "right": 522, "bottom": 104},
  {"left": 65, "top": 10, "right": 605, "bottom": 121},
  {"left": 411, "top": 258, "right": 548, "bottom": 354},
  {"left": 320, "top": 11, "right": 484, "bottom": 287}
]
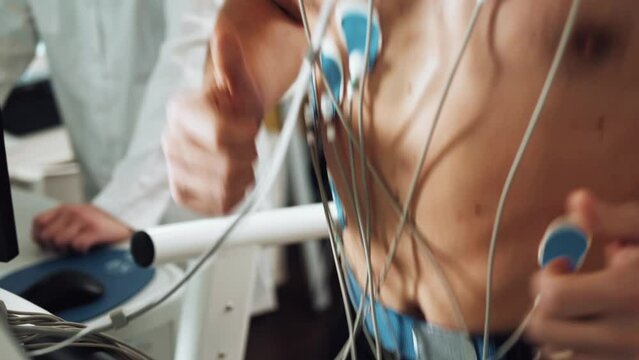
[
  {"left": 0, "top": 0, "right": 37, "bottom": 105},
  {"left": 92, "top": 0, "right": 219, "bottom": 229}
]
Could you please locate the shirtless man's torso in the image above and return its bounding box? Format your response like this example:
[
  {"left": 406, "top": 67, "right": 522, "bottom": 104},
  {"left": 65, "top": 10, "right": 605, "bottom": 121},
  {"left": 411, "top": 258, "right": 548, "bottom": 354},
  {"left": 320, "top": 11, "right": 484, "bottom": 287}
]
[
  {"left": 163, "top": 0, "right": 639, "bottom": 357},
  {"left": 308, "top": 0, "right": 639, "bottom": 333}
]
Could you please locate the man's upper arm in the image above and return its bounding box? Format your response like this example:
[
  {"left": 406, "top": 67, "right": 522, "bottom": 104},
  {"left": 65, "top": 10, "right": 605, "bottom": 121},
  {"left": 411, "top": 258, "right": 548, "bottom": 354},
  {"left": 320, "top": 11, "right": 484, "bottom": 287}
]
[
  {"left": 212, "top": 0, "right": 307, "bottom": 110},
  {"left": 0, "top": 0, "right": 37, "bottom": 105}
]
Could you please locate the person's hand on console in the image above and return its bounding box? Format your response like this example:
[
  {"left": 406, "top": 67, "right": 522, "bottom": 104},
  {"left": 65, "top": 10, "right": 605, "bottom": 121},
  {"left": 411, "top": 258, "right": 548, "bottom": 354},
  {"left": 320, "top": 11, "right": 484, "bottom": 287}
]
[
  {"left": 32, "top": 204, "right": 133, "bottom": 253},
  {"left": 528, "top": 189, "right": 639, "bottom": 359}
]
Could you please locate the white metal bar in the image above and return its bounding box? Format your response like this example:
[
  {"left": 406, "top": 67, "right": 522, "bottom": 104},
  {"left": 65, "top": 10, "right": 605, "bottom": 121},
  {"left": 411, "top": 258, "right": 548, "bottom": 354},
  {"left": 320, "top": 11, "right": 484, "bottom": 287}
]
[{"left": 131, "top": 203, "right": 336, "bottom": 267}]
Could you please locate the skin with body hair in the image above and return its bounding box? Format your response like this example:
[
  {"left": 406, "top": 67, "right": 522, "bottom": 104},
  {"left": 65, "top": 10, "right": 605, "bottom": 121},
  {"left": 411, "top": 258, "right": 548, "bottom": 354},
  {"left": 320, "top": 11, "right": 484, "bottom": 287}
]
[{"left": 163, "top": 0, "right": 639, "bottom": 358}]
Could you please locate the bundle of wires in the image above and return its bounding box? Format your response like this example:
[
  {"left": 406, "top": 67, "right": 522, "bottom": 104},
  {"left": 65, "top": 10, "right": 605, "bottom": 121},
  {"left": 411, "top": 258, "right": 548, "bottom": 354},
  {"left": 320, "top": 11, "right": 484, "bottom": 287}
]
[
  {"left": 299, "top": 0, "right": 583, "bottom": 359},
  {"left": 297, "top": 0, "right": 484, "bottom": 357},
  {"left": 2, "top": 301, "right": 149, "bottom": 360}
]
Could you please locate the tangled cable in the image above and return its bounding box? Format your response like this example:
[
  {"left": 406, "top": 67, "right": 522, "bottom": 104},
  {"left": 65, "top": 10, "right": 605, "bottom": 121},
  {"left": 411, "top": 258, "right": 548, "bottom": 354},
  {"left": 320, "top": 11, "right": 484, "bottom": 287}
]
[{"left": 2, "top": 301, "right": 150, "bottom": 360}]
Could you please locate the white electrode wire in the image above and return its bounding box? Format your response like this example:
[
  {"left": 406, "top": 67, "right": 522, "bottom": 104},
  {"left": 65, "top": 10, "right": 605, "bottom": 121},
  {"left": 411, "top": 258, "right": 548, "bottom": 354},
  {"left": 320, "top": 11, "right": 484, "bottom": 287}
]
[
  {"left": 323, "top": 96, "right": 466, "bottom": 360},
  {"left": 341, "top": 90, "right": 382, "bottom": 360},
  {"left": 358, "top": 0, "right": 375, "bottom": 254},
  {"left": 298, "top": 6, "right": 390, "bottom": 358},
  {"left": 10, "top": 321, "right": 150, "bottom": 360},
  {"left": 328, "top": 136, "right": 376, "bottom": 360},
  {"left": 337, "top": 303, "right": 369, "bottom": 360},
  {"left": 298, "top": 0, "right": 382, "bottom": 360},
  {"left": 317, "top": 41, "right": 467, "bottom": 336},
  {"left": 494, "top": 295, "right": 541, "bottom": 360},
  {"left": 297, "top": 2, "right": 360, "bottom": 359},
  {"left": 324, "top": 125, "right": 378, "bottom": 360},
  {"left": 296, "top": 1, "right": 381, "bottom": 356},
  {"left": 378, "top": 0, "right": 486, "bottom": 334},
  {"left": 333, "top": 8, "right": 381, "bottom": 357},
  {"left": 10, "top": 319, "right": 151, "bottom": 360},
  {"left": 345, "top": 72, "right": 382, "bottom": 360},
  {"left": 308, "top": 136, "right": 359, "bottom": 360},
  {"left": 300, "top": 19, "right": 399, "bottom": 356},
  {"left": 26, "top": 321, "right": 103, "bottom": 357},
  {"left": 298, "top": 0, "right": 313, "bottom": 42},
  {"left": 27, "top": 0, "right": 337, "bottom": 356},
  {"left": 333, "top": 234, "right": 397, "bottom": 360},
  {"left": 480, "top": 1, "right": 581, "bottom": 359},
  {"left": 337, "top": 266, "right": 373, "bottom": 360},
  {"left": 356, "top": 2, "right": 381, "bottom": 357},
  {"left": 327, "top": 139, "right": 400, "bottom": 359}
]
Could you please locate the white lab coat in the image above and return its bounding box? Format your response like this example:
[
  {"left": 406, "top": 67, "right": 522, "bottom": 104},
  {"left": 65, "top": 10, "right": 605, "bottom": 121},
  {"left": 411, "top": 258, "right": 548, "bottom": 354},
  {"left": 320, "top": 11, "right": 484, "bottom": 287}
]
[
  {"left": 0, "top": 0, "right": 284, "bottom": 313},
  {"left": 0, "top": 0, "right": 171, "bottom": 228}
]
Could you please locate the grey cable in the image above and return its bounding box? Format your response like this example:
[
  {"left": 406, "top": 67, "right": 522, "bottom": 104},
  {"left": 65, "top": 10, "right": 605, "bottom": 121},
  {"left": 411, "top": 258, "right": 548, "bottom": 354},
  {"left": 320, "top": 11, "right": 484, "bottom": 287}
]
[
  {"left": 328, "top": 133, "right": 376, "bottom": 360},
  {"left": 357, "top": 0, "right": 375, "bottom": 266},
  {"left": 343, "top": 58, "right": 381, "bottom": 360},
  {"left": 8, "top": 310, "right": 150, "bottom": 360},
  {"left": 296, "top": 1, "right": 383, "bottom": 357},
  {"left": 299, "top": 6, "right": 402, "bottom": 353},
  {"left": 297, "top": 2, "right": 359, "bottom": 358},
  {"left": 325, "top": 138, "right": 400, "bottom": 360},
  {"left": 307, "top": 132, "right": 358, "bottom": 360},
  {"left": 328, "top": 135, "right": 375, "bottom": 360},
  {"left": 354, "top": 1, "right": 381, "bottom": 357},
  {"left": 481, "top": 1, "right": 582, "bottom": 359},
  {"left": 494, "top": 295, "right": 541, "bottom": 360},
  {"left": 317, "top": 41, "right": 468, "bottom": 336}
]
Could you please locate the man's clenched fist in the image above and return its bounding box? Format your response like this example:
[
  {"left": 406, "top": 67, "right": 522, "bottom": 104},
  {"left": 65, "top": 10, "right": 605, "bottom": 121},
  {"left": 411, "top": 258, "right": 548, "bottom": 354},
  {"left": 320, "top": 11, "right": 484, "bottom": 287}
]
[{"left": 163, "top": 28, "right": 263, "bottom": 215}]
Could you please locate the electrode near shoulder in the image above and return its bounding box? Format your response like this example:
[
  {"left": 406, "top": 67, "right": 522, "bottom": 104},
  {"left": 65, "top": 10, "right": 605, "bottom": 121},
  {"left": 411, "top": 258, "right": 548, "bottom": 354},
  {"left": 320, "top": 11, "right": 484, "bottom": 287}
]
[{"left": 335, "top": 1, "right": 383, "bottom": 86}]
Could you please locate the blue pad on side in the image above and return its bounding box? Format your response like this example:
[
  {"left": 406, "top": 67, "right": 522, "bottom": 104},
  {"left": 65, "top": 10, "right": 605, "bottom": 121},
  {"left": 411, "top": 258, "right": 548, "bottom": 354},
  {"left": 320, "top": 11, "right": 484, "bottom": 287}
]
[
  {"left": 0, "top": 248, "right": 154, "bottom": 322},
  {"left": 320, "top": 52, "right": 343, "bottom": 101},
  {"left": 538, "top": 223, "right": 590, "bottom": 271},
  {"left": 319, "top": 38, "right": 344, "bottom": 120},
  {"left": 329, "top": 177, "right": 347, "bottom": 229}
]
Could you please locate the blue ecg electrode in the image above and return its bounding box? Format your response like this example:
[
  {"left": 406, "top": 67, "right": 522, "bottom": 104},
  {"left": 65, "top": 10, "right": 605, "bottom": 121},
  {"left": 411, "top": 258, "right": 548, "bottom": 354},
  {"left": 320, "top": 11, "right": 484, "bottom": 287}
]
[
  {"left": 538, "top": 220, "right": 591, "bottom": 272},
  {"left": 320, "top": 38, "right": 345, "bottom": 119},
  {"left": 318, "top": 38, "right": 347, "bottom": 228},
  {"left": 336, "top": 1, "right": 382, "bottom": 85}
]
